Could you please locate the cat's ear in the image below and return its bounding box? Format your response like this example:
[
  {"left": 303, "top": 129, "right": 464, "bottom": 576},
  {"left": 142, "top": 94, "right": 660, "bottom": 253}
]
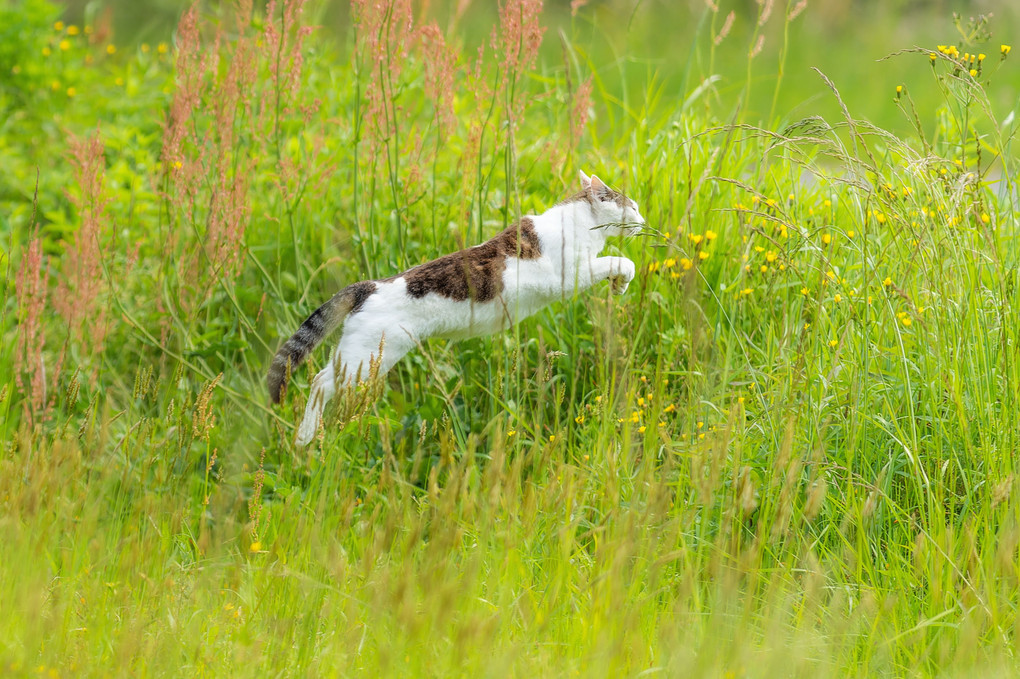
[
  {"left": 590, "top": 174, "right": 611, "bottom": 200},
  {"left": 579, "top": 169, "right": 591, "bottom": 190}
]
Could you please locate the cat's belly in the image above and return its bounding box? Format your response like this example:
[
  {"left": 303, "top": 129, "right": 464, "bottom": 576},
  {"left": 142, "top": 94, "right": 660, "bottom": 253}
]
[{"left": 429, "top": 294, "right": 543, "bottom": 340}]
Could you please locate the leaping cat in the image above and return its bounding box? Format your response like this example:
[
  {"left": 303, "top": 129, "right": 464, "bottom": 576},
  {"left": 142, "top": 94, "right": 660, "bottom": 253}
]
[{"left": 268, "top": 170, "right": 645, "bottom": 446}]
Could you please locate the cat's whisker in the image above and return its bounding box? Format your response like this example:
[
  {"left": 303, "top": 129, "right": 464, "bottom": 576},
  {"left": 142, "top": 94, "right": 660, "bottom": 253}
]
[{"left": 595, "top": 221, "right": 670, "bottom": 241}]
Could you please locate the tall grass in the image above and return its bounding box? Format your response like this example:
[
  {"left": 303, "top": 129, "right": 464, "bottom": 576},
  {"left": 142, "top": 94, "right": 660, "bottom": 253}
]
[{"left": 2, "top": 0, "right": 1020, "bottom": 676}]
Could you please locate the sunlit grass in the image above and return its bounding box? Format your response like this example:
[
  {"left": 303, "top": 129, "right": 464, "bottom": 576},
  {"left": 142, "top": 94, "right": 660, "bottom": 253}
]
[{"left": 2, "top": 0, "right": 1020, "bottom": 676}]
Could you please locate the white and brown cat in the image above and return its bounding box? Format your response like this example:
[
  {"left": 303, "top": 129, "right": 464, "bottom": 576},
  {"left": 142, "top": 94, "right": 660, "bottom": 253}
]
[{"left": 268, "top": 171, "right": 645, "bottom": 446}]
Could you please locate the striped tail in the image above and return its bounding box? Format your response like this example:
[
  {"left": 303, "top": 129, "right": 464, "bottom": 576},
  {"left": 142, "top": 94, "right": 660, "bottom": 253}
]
[{"left": 267, "top": 281, "right": 375, "bottom": 403}]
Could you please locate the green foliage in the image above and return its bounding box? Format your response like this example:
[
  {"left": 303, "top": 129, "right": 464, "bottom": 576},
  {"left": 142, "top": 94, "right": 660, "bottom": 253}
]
[
  {"left": 2, "top": 0, "right": 1020, "bottom": 676},
  {"left": 0, "top": 0, "right": 60, "bottom": 105}
]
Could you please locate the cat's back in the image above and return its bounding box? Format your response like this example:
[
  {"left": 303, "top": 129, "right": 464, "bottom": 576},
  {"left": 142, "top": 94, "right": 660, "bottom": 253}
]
[{"left": 396, "top": 218, "right": 543, "bottom": 304}]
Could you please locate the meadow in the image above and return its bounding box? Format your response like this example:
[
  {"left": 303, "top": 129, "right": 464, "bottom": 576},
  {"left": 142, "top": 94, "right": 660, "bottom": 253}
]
[{"left": 3, "top": 0, "right": 1020, "bottom": 675}]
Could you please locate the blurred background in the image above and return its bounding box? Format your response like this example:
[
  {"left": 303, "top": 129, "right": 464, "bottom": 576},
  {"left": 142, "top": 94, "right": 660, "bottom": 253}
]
[{"left": 44, "top": 0, "right": 1020, "bottom": 137}]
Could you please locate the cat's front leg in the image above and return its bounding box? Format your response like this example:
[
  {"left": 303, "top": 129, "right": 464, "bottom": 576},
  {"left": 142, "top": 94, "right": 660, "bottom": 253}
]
[{"left": 590, "top": 256, "right": 636, "bottom": 295}]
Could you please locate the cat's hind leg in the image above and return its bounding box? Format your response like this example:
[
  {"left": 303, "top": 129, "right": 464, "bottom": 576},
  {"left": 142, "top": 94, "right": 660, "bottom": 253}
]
[
  {"left": 294, "top": 326, "right": 417, "bottom": 447},
  {"left": 296, "top": 362, "right": 336, "bottom": 447}
]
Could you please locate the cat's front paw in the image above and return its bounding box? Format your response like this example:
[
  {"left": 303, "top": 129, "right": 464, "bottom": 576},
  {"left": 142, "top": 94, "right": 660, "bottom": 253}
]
[{"left": 610, "top": 259, "right": 636, "bottom": 295}]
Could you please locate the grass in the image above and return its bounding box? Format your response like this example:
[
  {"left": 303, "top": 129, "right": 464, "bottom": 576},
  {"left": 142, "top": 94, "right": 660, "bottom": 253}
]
[{"left": 3, "top": 0, "right": 1020, "bottom": 676}]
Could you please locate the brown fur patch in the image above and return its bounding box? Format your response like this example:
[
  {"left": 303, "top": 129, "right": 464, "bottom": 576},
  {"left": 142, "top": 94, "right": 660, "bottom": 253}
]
[
  {"left": 404, "top": 217, "right": 542, "bottom": 302},
  {"left": 344, "top": 280, "right": 377, "bottom": 315},
  {"left": 558, "top": 185, "right": 629, "bottom": 209}
]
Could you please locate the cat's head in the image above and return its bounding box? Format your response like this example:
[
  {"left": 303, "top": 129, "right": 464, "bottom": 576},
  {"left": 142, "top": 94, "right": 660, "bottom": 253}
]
[{"left": 577, "top": 170, "right": 645, "bottom": 237}]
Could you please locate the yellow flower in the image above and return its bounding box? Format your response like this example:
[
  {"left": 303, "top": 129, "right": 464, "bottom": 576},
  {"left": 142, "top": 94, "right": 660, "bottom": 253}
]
[
  {"left": 834, "top": 294, "right": 842, "bottom": 303},
  {"left": 978, "top": 53, "right": 986, "bottom": 61},
  {"left": 824, "top": 199, "right": 832, "bottom": 208},
  {"left": 638, "top": 426, "right": 647, "bottom": 433},
  {"left": 107, "top": 44, "right": 117, "bottom": 55},
  {"left": 637, "top": 397, "right": 645, "bottom": 407},
  {"left": 574, "top": 414, "right": 585, "bottom": 425},
  {"left": 507, "top": 429, "right": 516, "bottom": 437},
  {"left": 59, "top": 39, "right": 71, "bottom": 51},
  {"left": 829, "top": 340, "right": 838, "bottom": 348},
  {"left": 66, "top": 87, "right": 76, "bottom": 97},
  {"left": 740, "top": 287, "right": 753, "bottom": 296},
  {"left": 157, "top": 42, "right": 169, "bottom": 54},
  {"left": 826, "top": 270, "right": 836, "bottom": 280},
  {"left": 705, "top": 229, "right": 718, "bottom": 240},
  {"left": 737, "top": 396, "right": 745, "bottom": 404},
  {"left": 901, "top": 317, "right": 912, "bottom": 327},
  {"left": 765, "top": 250, "right": 777, "bottom": 262},
  {"left": 981, "top": 213, "right": 990, "bottom": 224},
  {"left": 929, "top": 52, "right": 937, "bottom": 62},
  {"left": 1002, "top": 45, "right": 1012, "bottom": 57},
  {"left": 875, "top": 213, "right": 887, "bottom": 224},
  {"left": 847, "top": 230, "right": 855, "bottom": 238},
  {"left": 969, "top": 68, "right": 977, "bottom": 77},
  {"left": 50, "top": 80, "right": 60, "bottom": 90},
  {"left": 664, "top": 257, "right": 677, "bottom": 268},
  {"left": 697, "top": 421, "right": 704, "bottom": 429},
  {"left": 663, "top": 231, "right": 671, "bottom": 239},
  {"left": 249, "top": 541, "right": 262, "bottom": 553},
  {"left": 883, "top": 276, "right": 892, "bottom": 287},
  {"left": 680, "top": 257, "right": 693, "bottom": 270},
  {"left": 821, "top": 233, "right": 831, "bottom": 244},
  {"left": 896, "top": 85, "right": 903, "bottom": 94},
  {"left": 759, "top": 265, "right": 768, "bottom": 273},
  {"left": 54, "top": 20, "right": 64, "bottom": 31},
  {"left": 549, "top": 435, "right": 556, "bottom": 443},
  {"left": 800, "top": 287, "right": 809, "bottom": 295},
  {"left": 663, "top": 404, "right": 676, "bottom": 413},
  {"left": 689, "top": 233, "right": 704, "bottom": 245},
  {"left": 173, "top": 161, "right": 183, "bottom": 170},
  {"left": 141, "top": 43, "right": 151, "bottom": 53},
  {"left": 67, "top": 25, "right": 79, "bottom": 35},
  {"left": 698, "top": 251, "right": 710, "bottom": 261}
]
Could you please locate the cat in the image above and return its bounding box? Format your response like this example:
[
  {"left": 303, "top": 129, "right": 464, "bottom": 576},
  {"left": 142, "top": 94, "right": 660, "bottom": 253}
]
[{"left": 268, "top": 170, "right": 645, "bottom": 446}]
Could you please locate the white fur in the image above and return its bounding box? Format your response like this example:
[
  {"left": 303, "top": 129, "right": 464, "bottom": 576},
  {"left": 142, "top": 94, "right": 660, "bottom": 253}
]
[{"left": 295, "top": 171, "right": 645, "bottom": 445}]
